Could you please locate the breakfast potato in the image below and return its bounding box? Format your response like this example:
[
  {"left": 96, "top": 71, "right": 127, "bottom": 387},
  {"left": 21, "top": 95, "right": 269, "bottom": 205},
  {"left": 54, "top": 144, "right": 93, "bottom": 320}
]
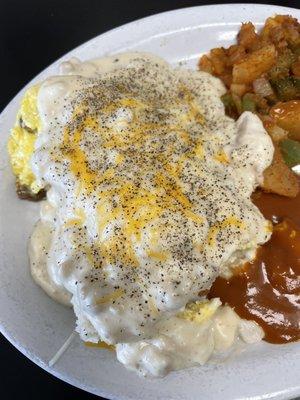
[
  {"left": 261, "top": 15, "right": 300, "bottom": 46},
  {"left": 227, "top": 45, "right": 247, "bottom": 66},
  {"left": 262, "top": 142, "right": 299, "bottom": 197},
  {"left": 199, "top": 15, "right": 300, "bottom": 198},
  {"left": 232, "top": 45, "right": 277, "bottom": 84},
  {"left": 199, "top": 54, "right": 214, "bottom": 74},
  {"left": 270, "top": 100, "right": 300, "bottom": 140},
  {"left": 210, "top": 48, "right": 228, "bottom": 75},
  {"left": 237, "top": 22, "right": 259, "bottom": 50},
  {"left": 292, "top": 60, "right": 300, "bottom": 76},
  {"left": 230, "top": 83, "right": 250, "bottom": 97}
]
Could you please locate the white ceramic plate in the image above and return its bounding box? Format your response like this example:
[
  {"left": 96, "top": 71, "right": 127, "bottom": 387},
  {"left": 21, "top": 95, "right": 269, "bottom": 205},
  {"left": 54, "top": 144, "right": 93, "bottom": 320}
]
[{"left": 0, "top": 4, "right": 299, "bottom": 400}]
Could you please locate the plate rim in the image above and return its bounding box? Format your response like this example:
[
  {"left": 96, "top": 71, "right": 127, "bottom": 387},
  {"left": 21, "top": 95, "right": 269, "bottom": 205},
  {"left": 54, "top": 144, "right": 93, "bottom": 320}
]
[{"left": 1, "top": 2, "right": 300, "bottom": 115}]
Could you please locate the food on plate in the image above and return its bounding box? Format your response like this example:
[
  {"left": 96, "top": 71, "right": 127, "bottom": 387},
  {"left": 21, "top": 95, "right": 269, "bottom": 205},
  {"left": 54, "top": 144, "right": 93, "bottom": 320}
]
[
  {"left": 7, "top": 15, "right": 300, "bottom": 377},
  {"left": 262, "top": 141, "right": 299, "bottom": 198},
  {"left": 280, "top": 138, "right": 300, "bottom": 167},
  {"left": 200, "top": 14, "right": 300, "bottom": 346},
  {"left": 7, "top": 85, "right": 46, "bottom": 200},
  {"left": 210, "top": 189, "right": 300, "bottom": 343},
  {"left": 199, "top": 14, "right": 300, "bottom": 198},
  {"left": 8, "top": 52, "right": 274, "bottom": 376}
]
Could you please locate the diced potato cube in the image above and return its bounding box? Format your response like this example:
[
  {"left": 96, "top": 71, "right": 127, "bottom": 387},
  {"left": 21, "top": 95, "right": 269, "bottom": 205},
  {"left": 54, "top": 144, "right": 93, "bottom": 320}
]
[
  {"left": 227, "top": 45, "right": 247, "bottom": 66},
  {"left": 210, "top": 47, "right": 228, "bottom": 75},
  {"left": 237, "top": 22, "right": 258, "bottom": 49},
  {"left": 232, "top": 45, "right": 277, "bottom": 84},
  {"left": 292, "top": 60, "right": 300, "bottom": 76},
  {"left": 219, "top": 74, "right": 233, "bottom": 88},
  {"left": 262, "top": 142, "right": 299, "bottom": 197},
  {"left": 198, "top": 55, "right": 213, "bottom": 74},
  {"left": 230, "top": 83, "right": 250, "bottom": 97}
]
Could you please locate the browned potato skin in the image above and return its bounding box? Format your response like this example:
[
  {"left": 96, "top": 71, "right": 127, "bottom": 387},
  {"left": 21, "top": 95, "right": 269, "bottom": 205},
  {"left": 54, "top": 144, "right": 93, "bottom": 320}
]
[
  {"left": 210, "top": 48, "right": 228, "bottom": 75},
  {"left": 237, "top": 22, "right": 259, "bottom": 50},
  {"left": 261, "top": 15, "right": 300, "bottom": 47},
  {"left": 232, "top": 45, "right": 277, "bottom": 84},
  {"left": 292, "top": 60, "right": 300, "bottom": 76},
  {"left": 199, "top": 55, "right": 214, "bottom": 74},
  {"left": 227, "top": 45, "right": 247, "bottom": 65},
  {"left": 262, "top": 142, "right": 299, "bottom": 198}
]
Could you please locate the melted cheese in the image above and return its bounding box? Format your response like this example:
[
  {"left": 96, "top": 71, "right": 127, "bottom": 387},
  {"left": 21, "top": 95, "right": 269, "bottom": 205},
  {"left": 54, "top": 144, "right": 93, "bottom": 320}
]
[{"left": 28, "top": 53, "right": 273, "bottom": 376}]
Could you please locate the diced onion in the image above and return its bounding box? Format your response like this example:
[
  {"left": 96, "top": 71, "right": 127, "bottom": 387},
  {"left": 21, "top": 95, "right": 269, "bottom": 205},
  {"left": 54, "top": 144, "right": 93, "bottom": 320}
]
[{"left": 253, "top": 77, "right": 273, "bottom": 97}]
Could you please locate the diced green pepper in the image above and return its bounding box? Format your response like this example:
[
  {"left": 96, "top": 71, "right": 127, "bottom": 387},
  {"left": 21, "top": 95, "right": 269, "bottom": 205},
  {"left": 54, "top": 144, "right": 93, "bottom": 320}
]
[
  {"left": 221, "top": 93, "right": 238, "bottom": 118},
  {"left": 221, "top": 93, "right": 234, "bottom": 107},
  {"left": 280, "top": 139, "right": 300, "bottom": 167},
  {"left": 242, "top": 94, "right": 256, "bottom": 112},
  {"left": 294, "top": 77, "right": 300, "bottom": 90},
  {"left": 270, "top": 77, "right": 300, "bottom": 101},
  {"left": 269, "top": 49, "right": 296, "bottom": 80}
]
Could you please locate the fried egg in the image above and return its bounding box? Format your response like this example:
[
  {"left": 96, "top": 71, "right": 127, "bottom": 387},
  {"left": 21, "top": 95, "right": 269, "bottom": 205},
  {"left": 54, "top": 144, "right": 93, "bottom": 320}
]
[{"left": 10, "top": 53, "right": 273, "bottom": 376}]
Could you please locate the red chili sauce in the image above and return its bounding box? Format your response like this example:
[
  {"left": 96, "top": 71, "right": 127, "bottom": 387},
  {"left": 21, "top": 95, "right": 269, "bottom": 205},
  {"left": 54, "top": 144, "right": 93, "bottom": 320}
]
[{"left": 208, "top": 190, "right": 300, "bottom": 344}]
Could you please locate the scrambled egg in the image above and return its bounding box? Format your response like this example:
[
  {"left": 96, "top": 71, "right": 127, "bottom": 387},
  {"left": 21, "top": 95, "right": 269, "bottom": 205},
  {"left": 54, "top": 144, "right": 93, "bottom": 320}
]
[
  {"left": 7, "top": 85, "right": 41, "bottom": 193},
  {"left": 178, "top": 298, "right": 221, "bottom": 323},
  {"left": 86, "top": 298, "right": 221, "bottom": 351}
]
